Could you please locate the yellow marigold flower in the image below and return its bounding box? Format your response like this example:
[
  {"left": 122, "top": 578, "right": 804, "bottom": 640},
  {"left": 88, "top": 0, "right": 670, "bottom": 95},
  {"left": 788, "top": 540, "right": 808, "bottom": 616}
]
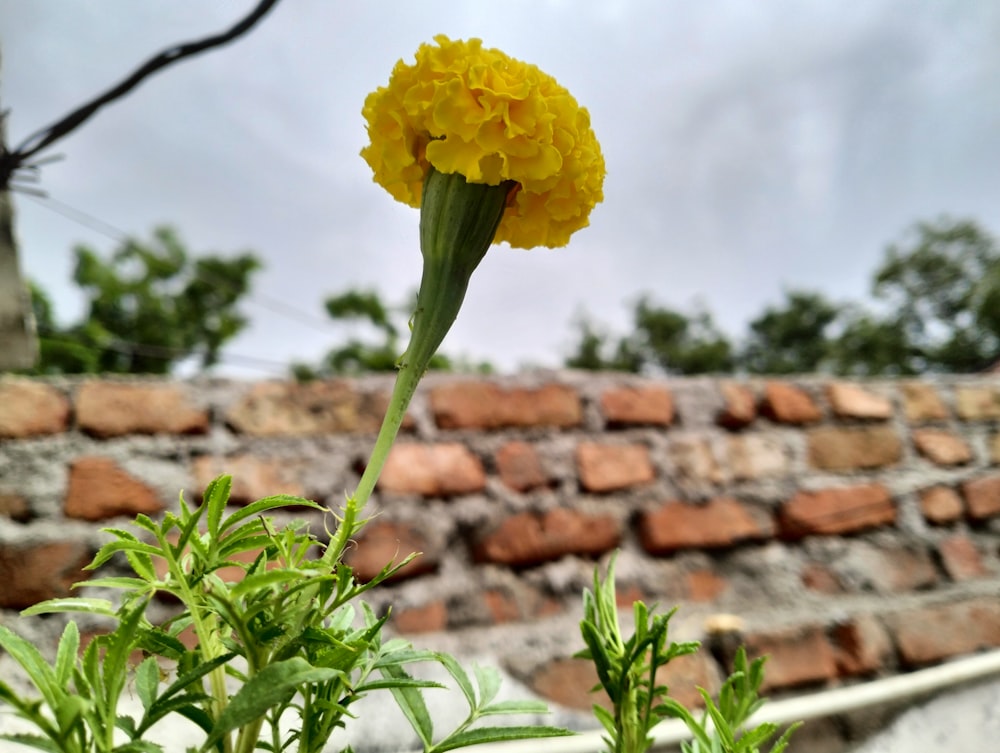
[{"left": 361, "top": 35, "right": 605, "bottom": 248}]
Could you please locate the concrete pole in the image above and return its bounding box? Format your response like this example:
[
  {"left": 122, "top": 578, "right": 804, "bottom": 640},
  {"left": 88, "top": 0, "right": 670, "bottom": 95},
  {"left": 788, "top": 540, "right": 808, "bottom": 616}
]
[{"left": 0, "top": 43, "right": 39, "bottom": 371}]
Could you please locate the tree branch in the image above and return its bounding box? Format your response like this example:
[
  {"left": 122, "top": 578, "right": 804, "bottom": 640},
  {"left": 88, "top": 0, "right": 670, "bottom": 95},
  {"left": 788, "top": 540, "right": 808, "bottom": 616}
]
[{"left": 1, "top": 0, "right": 281, "bottom": 186}]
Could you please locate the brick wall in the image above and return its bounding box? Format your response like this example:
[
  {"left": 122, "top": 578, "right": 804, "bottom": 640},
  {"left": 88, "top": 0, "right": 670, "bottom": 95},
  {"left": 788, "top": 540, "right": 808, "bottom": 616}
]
[{"left": 2, "top": 372, "right": 1000, "bottom": 720}]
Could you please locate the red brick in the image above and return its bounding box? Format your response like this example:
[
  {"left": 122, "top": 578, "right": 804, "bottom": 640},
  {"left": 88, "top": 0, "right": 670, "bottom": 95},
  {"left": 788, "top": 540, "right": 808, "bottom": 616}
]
[
  {"left": 393, "top": 601, "right": 448, "bottom": 634},
  {"left": 76, "top": 381, "right": 208, "bottom": 437},
  {"left": 807, "top": 426, "right": 902, "bottom": 471},
  {"left": 600, "top": 385, "right": 674, "bottom": 426},
  {"left": 495, "top": 441, "right": 550, "bottom": 492},
  {"left": 900, "top": 382, "right": 949, "bottom": 422},
  {"left": 483, "top": 590, "right": 522, "bottom": 624},
  {"left": 727, "top": 435, "right": 788, "bottom": 480},
  {"left": 919, "top": 486, "right": 964, "bottom": 525},
  {"left": 639, "top": 498, "right": 773, "bottom": 554},
  {"left": 0, "top": 380, "right": 70, "bottom": 437},
  {"left": 576, "top": 442, "right": 654, "bottom": 493},
  {"left": 430, "top": 381, "right": 582, "bottom": 430},
  {"left": 225, "top": 381, "right": 401, "bottom": 436},
  {"left": 855, "top": 545, "right": 937, "bottom": 593},
  {"left": 717, "top": 382, "right": 756, "bottom": 429},
  {"left": 962, "top": 475, "right": 1000, "bottom": 520},
  {"left": 378, "top": 443, "right": 486, "bottom": 497},
  {"left": 476, "top": 509, "right": 620, "bottom": 567},
  {"left": 654, "top": 652, "right": 722, "bottom": 710},
  {"left": 938, "top": 535, "right": 988, "bottom": 581},
  {"left": 760, "top": 382, "right": 822, "bottom": 424},
  {"left": 530, "top": 658, "right": 610, "bottom": 712},
  {"left": 669, "top": 438, "right": 723, "bottom": 484},
  {"left": 191, "top": 454, "right": 309, "bottom": 505},
  {"left": 779, "top": 484, "right": 895, "bottom": 537},
  {"left": 826, "top": 383, "right": 892, "bottom": 420},
  {"left": 832, "top": 616, "right": 892, "bottom": 676},
  {"left": 990, "top": 434, "right": 1000, "bottom": 464},
  {"left": 684, "top": 569, "right": 728, "bottom": 602},
  {"left": 955, "top": 386, "right": 1000, "bottom": 421},
  {"left": 744, "top": 624, "right": 838, "bottom": 691},
  {"left": 345, "top": 520, "right": 438, "bottom": 582},
  {"left": 801, "top": 563, "right": 844, "bottom": 594},
  {"left": 912, "top": 429, "right": 972, "bottom": 466},
  {"left": 888, "top": 597, "right": 1000, "bottom": 666},
  {"left": 0, "top": 540, "right": 93, "bottom": 609},
  {"left": 65, "top": 457, "right": 164, "bottom": 521},
  {"left": 0, "top": 492, "right": 31, "bottom": 522}
]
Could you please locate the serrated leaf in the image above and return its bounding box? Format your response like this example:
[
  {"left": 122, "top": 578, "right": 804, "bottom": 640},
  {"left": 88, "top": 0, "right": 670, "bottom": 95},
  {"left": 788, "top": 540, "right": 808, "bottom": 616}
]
[
  {"left": 473, "top": 664, "right": 501, "bottom": 708},
  {"left": 353, "top": 678, "right": 443, "bottom": 693},
  {"left": 21, "top": 597, "right": 116, "bottom": 617},
  {"left": 0, "top": 733, "right": 62, "bottom": 753},
  {"left": 435, "top": 653, "right": 475, "bottom": 709},
  {"left": 227, "top": 568, "right": 304, "bottom": 597},
  {"left": 203, "top": 475, "right": 232, "bottom": 538},
  {"left": 135, "top": 656, "right": 160, "bottom": 712},
  {"left": 478, "top": 699, "right": 548, "bottom": 716},
  {"left": 220, "top": 494, "right": 324, "bottom": 535},
  {"left": 381, "top": 663, "right": 433, "bottom": 749},
  {"left": 203, "top": 658, "right": 341, "bottom": 748},
  {"left": 0, "top": 625, "right": 57, "bottom": 705},
  {"left": 111, "top": 741, "right": 164, "bottom": 753},
  {"left": 88, "top": 540, "right": 164, "bottom": 571},
  {"left": 54, "top": 620, "right": 79, "bottom": 687},
  {"left": 431, "top": 725, "right": 572, "bottom": 753}
]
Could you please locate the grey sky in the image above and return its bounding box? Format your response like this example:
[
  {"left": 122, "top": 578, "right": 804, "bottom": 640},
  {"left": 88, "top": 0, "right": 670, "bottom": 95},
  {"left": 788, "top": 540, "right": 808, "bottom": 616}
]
[{"left": 4, "top": 1, "right": 1000, "bottom": 375}]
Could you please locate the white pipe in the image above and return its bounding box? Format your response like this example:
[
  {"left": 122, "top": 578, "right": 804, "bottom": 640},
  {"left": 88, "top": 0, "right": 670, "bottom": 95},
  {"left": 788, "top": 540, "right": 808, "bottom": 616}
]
[{"left": 463, "top": 649, "right": 1000, "bottom": 753}]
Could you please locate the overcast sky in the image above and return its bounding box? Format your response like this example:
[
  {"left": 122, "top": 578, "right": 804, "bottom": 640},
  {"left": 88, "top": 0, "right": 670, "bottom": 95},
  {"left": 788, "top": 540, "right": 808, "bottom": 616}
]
[{"left": 4, "top": 1, "right": 1000, "bottom": 375}]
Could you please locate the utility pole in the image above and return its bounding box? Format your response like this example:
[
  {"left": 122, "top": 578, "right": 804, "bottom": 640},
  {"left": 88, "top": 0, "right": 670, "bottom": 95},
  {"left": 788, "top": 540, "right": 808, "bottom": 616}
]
[{"left": 0, "top": 44, "right": 38, "bottom": 371}]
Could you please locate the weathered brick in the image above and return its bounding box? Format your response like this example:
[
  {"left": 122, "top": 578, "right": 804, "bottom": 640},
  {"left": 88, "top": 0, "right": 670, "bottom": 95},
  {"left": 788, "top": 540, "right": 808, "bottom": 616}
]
[
  {"left": 801, "top": 562, "right": 844, "bottom": 594},
  {"left": 576, "top": 442, "right": 654, "bottom": 493},
  {"left": 475, "top": 509, "right": 620, "bottom": 567},
  {"left": 760, "top": 382, "right": 822, "bottom": 424},
  {"left": 919, "top": 486, "right": 964, "bottom": 525},
  {"left": 530, "top": 658, "right": 610, "bottom": 712},
  {"left": 225, "top": 381, "right": 400, "bottom": 436},
  {"left": 955, "top": 386, "right": 1000, "bottom": 421},
  {"left": 191, "top": 454, "right": 308, "bottom": 505},
  {"left": 849, "top": 544, "right": 937, "bottom": 593},
  {"left": 430, "top": 381, "right": 582, "bottom": 430},
  {"left": 0, "top": 492, "right": 31, "bottom": 522},
  {"left": 654, "top": 652, "right": 722, "bottom": 709},
  {"left": 0, "top": 380, "right": 70, "bottom": 438},
  {"left": 728, "top": 435, "right": 788, "bottom": 480},
  {"left": 669, "top": 437, "right": 723, "bottom": 484},
  {"left": 826, "top": 383, "right": 892, "bottom": 420},
  {"left": 832, "top": 615, "right": 893, "bottom": 676},
  {"left": 744, "top": 624, "right": 838, "bottom": 690},
  {"left": 779, "top": 484, "right": 895, "bottom": 537},
  {"left": 717, "top": 382, "right": 756, "bottom": 429},
  {"left": 345, "top": 520, "right": 438, "bottom": 582},
  {"left": 65, "top": 457, "right": 164, "bottom": 521},
  {"left": 912, "top": 429, "right": 972, "bottom": 466},
  {"left": 887, "top": 597, "right": 1000, "bottom": 666},
  {"left": 684, "top": 569, "right": 728, "bottom": 602},
  {"left": 990, "top": 434, "right": 1000, "bottom": 464},
  {"left": 900, "top": 382, "right": 949, "bottom": 422},
  {"left": 495, "top": 441, "right": 551, "bottom": 492},
  {"left": 962, "top": 475, "right": 1000, "bottom": 520},
  {"left": 639, "top": 498, "right": 773, "bottom": 554},
  {"left": 600, "top": 385, "right": 674, "bottom": 427},
  {"left": 393, "top": 601, "right": 448, "bottom": 634},
  {"left": 77, "top": 381, "right": 208, "bottom": 437},
  {"left": 378, "top": 443, "right": 486, "bottom": 497},
  {"left": 938, "top": 535, "right": 988, "bottom": 581},
  {"left": 807, "top": 426, "right": 902, "bottom": 471},
  {"left": 0, "top": 540, "right": 92, "bottom": 609}
]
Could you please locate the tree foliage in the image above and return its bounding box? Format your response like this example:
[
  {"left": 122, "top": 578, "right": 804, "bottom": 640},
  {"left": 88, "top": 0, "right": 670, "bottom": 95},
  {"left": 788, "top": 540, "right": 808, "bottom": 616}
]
[
  {"left": 28, "top": 226, "right": 260, "bottom": 374},
  {"left": 565, "top": 217, "right": 1000, "bottom": 376}
]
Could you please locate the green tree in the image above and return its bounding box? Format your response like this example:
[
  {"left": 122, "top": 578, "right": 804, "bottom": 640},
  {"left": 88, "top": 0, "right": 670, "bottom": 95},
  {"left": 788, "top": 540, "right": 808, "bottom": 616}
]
[
  {"left": 566, "top": 297, "right": 734, "bottom": 375},
  {"left": 29, "top": 226, "right": 261, "bottom": 375},
  {"left": 867, "top": 217, "right": 1000, "bottom": 373},
  {"left": 740, "top": 291, "right": 842, "bottom": 374}
]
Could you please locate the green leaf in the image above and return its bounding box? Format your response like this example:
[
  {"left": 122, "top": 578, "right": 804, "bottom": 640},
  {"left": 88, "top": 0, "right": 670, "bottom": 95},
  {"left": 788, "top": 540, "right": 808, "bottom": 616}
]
[
  {"left": 53, "top": 621, "right": 80, "bottom": 687},
  {"left": 435, "top": 653, "right": 476, "bottom": 709},
  {"left": 0, "top": 733, "right": 63, "bottom": 753},
  {"left": 203, "top": 658, "right": 341, "bottom": 749},
  {"left": 353, "top": 678, "right": 443, "bottom": 693},
  {"left": 111, "top": 741, "right": 165, "bottom": 753},
  {"left": 219, "top": 495, "right": 324, "bottom": 535},
  {"left": 478, "top": 699, "right": 549, "bottom": 716},
  {"left": 88, "top": 540, "right": 164, "bottom": 571},
  {"left": 381, "top": 663, "right": 434, "bottom": 749},
  {"left": 203, "top": 475, "right": 232, "bottom": 538},
  {"left": 431, "top": 725, "right": 572, "bottom": 753},
  {"left": 227, "top": 568, "right": 306, "bottom": 597},
  {"left": 0, "top": 626, "right": 57, "bottom": 705},
  {"left": 473, "top": 665, "right": 501, "bottom": 708},
  {"left": 80, "top": 577, "right": 152, "bottom": 591},
  {"left": 135, "top": 657, "right": 160, "bottom": 712},
  {"left": 21, "top": 597, "right": 116, "bottom": 617}
]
